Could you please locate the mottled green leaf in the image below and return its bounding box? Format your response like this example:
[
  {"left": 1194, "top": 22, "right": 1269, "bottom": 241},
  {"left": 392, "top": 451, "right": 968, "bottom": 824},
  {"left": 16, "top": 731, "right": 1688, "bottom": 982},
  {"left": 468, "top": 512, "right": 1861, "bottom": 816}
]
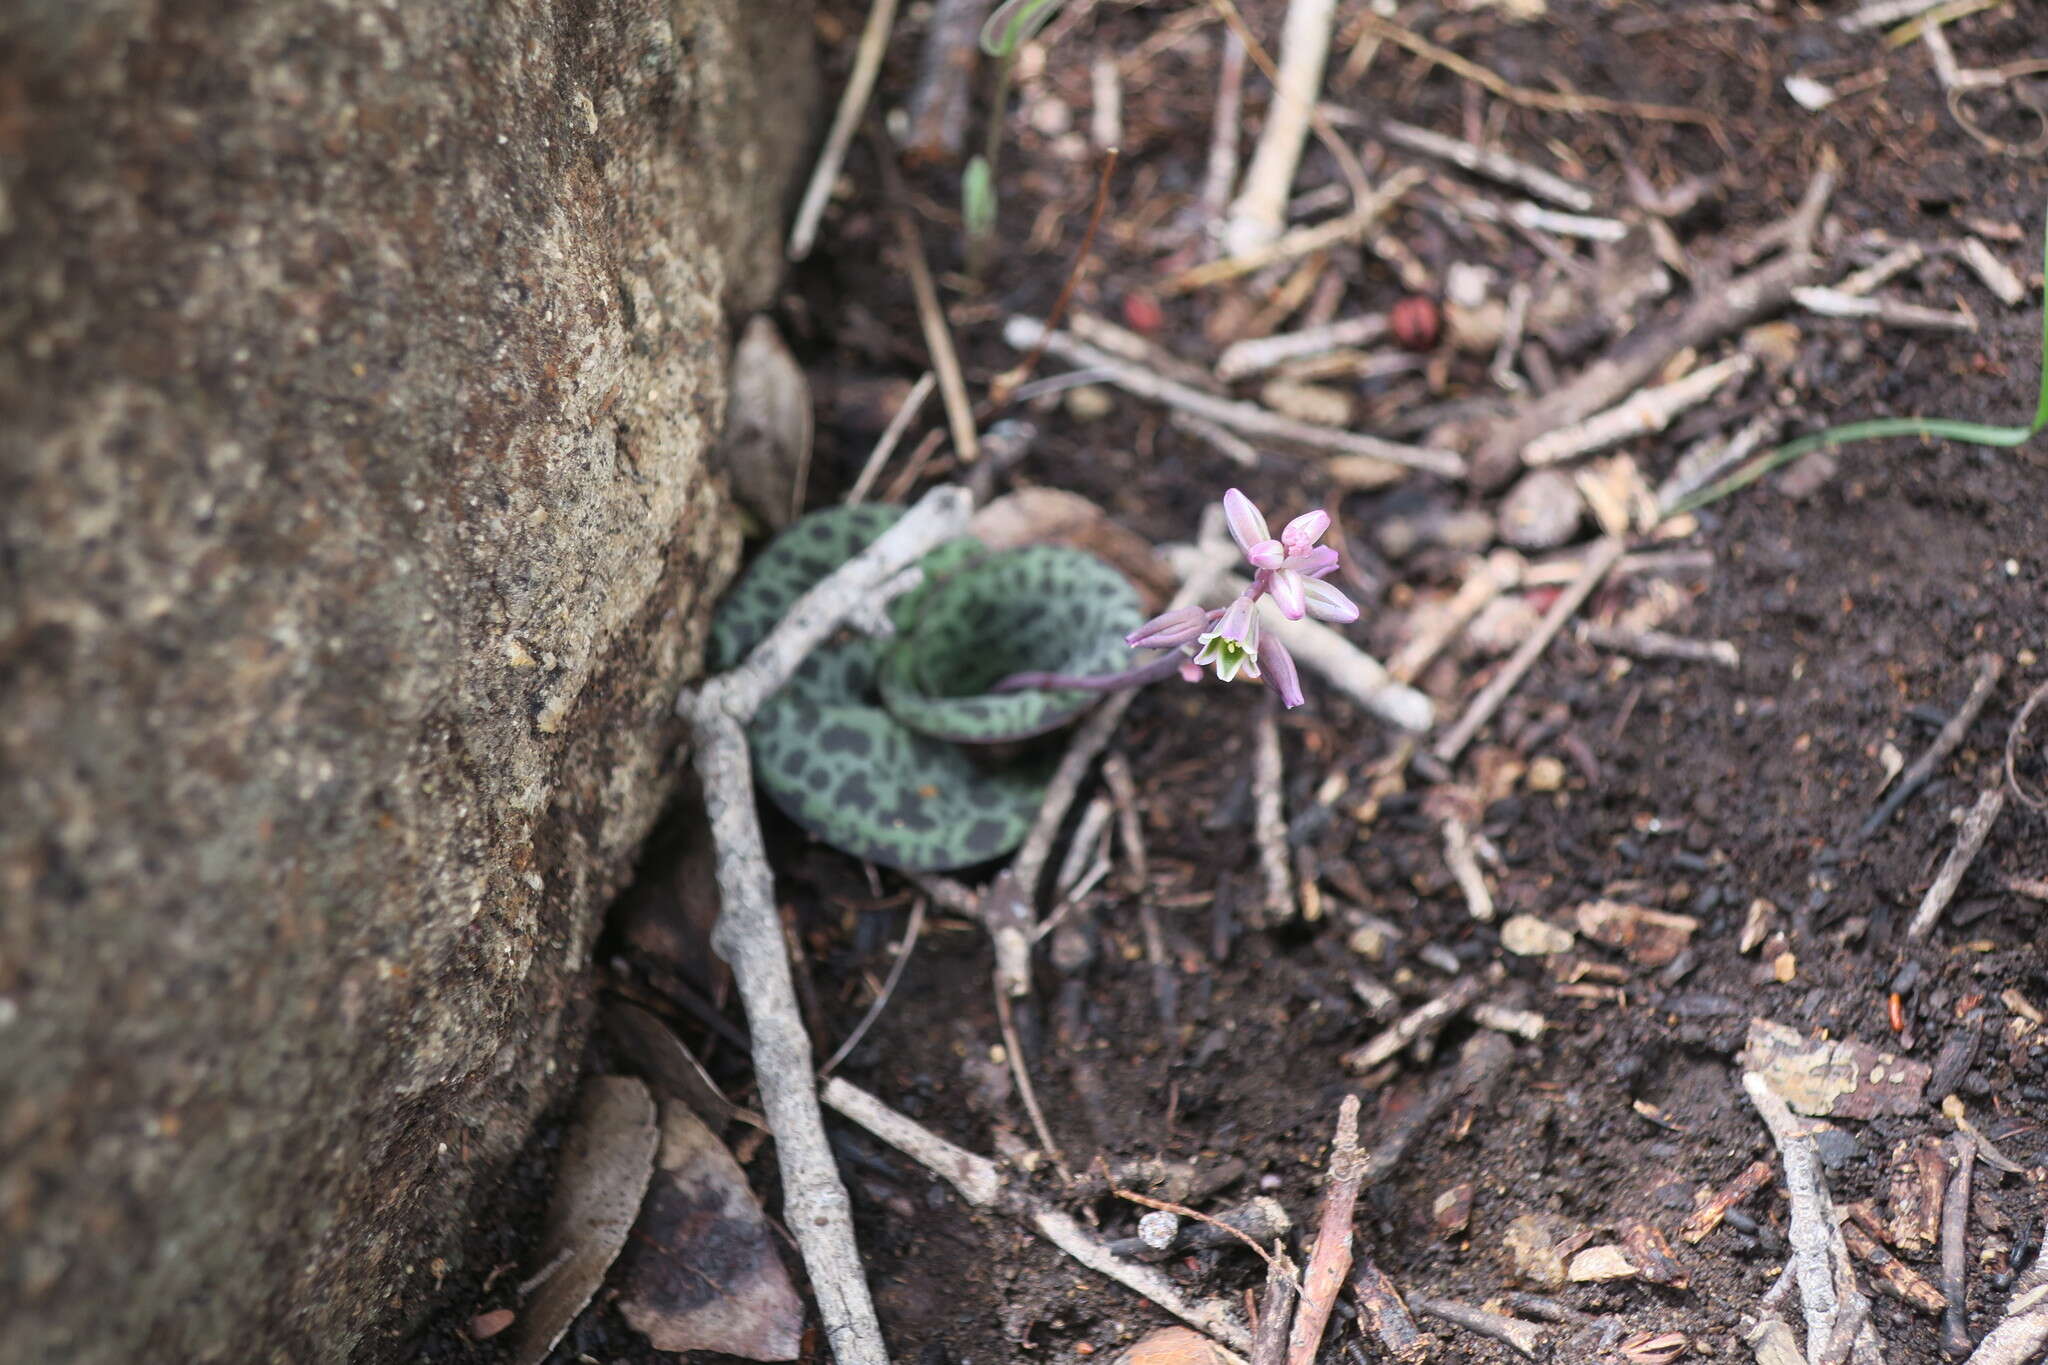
[{"left": 879, "top": 545, "right": 1142, "bottom": 743}]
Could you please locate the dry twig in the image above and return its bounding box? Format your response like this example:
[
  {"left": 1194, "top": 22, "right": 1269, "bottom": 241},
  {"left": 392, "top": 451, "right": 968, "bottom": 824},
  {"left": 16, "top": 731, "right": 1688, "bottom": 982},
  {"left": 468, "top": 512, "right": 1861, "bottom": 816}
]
[
  {"left": 1409, "top": 1295, "right": 1543, "bottom": 1357},
  {"left": 1471, "top": 155, "right": 1834, "bottom": 487},
  {"left": 846, "top": 373, "right": 936, "bottom": 506},
  {"left": 790, "top": 0, "right": 901, "bottom": 261},
  {"left": 820, "top": 1077, "right": 1254, "bottom": 1353},
  {"left": 1006, "top": 315, "right": 1463, "bottom": 476},
  {"left": 1433, "top": 536, "right": 1625, "bottom": 765},
  {"left": 1857, "top": 652, "right": 2004, "bottom": 844},
  {"left": 1285, "top": 1096, "right": 1365, "bottom": 1365},
  {"left": 1378, "top": 118, "right": 1592, "bottom": 210},
  {"left": 1222, "top": 0, "right": 1339, "bottom": 253},
  {"left": 679, "top": 486, "right": 974, "bottom": 1365},
  {"left": 1942, "top": 1135, "right": 1977, "bottom": 1359},
  {"left": 1908, "top": 788, "right": 2006, "bottom": 940}
]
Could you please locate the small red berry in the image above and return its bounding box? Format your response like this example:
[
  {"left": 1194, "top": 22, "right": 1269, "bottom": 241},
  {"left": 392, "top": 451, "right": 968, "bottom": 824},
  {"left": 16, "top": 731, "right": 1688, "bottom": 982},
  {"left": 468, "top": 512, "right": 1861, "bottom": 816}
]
[
  {"left": 1122, "top": 291, "right": 1165, "bottom": 335},
  {"left": 1389, "top": 294, "right": 1440, "bottom": 352}
]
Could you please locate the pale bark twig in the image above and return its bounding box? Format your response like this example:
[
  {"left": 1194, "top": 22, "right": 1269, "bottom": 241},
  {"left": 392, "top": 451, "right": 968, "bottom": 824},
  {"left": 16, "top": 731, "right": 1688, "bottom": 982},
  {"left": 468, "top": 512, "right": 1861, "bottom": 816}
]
[
  {"left": 1222, "top": 0, "right": 1339, "bottom": 253},
  {"left": 1470, "top": 154, "right": 1835, "bottom": 487},
  {"left": 1433, "top": 536, "right": 1625, "bottom": 764},
  {"left": 790, "top": 0, "right": 902, "bottom": 261},
  {"left": 846, "top": 372, "right": 936, "bottom": 506},
  {"left": 680, "top": 486, "right": 975, "bottom": 1365},
  {"left": 1005, "top": 314, "right": 1463, "bottom": 477},
  {"left": 1378, "top": 117, "right": 1592, "bottom": 210},
  {"left": 820, "top": 1077, "right": 1254, "bottom": 1353},
  {"left": 1908, "top": 788, "right": 2006, "bottom": 941}
]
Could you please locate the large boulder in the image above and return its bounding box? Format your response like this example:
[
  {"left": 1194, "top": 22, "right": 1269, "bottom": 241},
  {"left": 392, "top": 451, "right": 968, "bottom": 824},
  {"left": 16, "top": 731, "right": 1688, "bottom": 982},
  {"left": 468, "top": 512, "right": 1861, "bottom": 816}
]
[{"left": 0, "top": 1, "right": 813, "bottom": 1359}]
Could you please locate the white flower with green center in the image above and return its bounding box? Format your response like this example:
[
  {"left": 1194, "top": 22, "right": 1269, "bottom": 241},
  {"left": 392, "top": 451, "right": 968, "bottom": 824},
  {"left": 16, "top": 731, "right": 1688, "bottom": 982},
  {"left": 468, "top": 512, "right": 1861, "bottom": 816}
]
[{"left": 1191, "top": 596, "right": 1260, "bottom": 682}]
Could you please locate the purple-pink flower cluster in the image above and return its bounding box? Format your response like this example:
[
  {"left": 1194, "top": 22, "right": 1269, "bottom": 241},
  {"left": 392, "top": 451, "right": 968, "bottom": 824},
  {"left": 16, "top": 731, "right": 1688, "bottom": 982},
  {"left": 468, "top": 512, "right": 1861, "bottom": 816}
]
[{"left": 1123, "top": 489, "right": 1359, "bottom": 709}]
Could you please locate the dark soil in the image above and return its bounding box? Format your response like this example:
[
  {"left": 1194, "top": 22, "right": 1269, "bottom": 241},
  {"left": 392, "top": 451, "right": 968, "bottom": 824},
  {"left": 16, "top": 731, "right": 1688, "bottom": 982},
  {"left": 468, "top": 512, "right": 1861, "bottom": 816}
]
[{"left": 410, "top": 2, "right": 2048, "bottom": 1363}]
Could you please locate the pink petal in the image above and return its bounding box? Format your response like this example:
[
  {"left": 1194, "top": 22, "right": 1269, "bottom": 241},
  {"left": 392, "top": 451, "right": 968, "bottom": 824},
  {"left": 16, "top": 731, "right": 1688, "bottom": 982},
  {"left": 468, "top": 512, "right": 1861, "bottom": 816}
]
[
  {"left": 1246, "top": 539, "right": 1285, "bottom": 570},
  {"left": 1259, "top": 635, "right": 1304, "bottom": 708},
  {"left": 1288, "top": 546, "right": 1340, "bottom": 580},
  {"left": 1222, "top": 489, "right": 1271, "bottom": 558},
  {"left": 1269, "top": 569, "right": 1306, "bottom": 621},
  {"left": 1179, "top": 658, "right": 1204, "bottom": 683},
  {"left": 1302, "top": 578, "right": 1359, "bottom": 624},
  {"left": 1280, "top": 509, "right": 1330, "bottom": 554}
]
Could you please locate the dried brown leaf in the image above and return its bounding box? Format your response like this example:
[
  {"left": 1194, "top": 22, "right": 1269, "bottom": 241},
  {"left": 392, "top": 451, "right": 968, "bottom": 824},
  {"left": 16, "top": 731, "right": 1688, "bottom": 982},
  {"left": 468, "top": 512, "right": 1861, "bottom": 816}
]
[
  {"left": 513, "top": 1076, "right": 660, "bottom": 1365},
  {"left": 617, "top": 1100, "right": 803, "bottom": 1360}
]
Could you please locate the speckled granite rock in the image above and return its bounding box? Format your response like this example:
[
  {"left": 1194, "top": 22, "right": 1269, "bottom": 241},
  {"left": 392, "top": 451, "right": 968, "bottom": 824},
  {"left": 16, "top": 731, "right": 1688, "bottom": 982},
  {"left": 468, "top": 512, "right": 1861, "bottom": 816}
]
[{"left": 0, "top": 1, "right": 812, "bottom": 1359}]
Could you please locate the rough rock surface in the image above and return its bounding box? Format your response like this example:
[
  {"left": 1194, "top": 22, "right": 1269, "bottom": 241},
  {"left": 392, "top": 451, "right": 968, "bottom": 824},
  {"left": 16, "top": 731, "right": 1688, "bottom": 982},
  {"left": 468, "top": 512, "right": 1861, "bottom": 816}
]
[{"left": 0, "top": 1, "right": 813, "bottom": 1359}]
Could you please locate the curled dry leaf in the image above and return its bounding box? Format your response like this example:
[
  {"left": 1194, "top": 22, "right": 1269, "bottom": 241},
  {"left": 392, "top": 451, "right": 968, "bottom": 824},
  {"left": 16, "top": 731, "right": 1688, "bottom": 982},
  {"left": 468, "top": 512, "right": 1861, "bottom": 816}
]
[
  {"left": 968, "top": 486, "right": 1176, "bottom": 609},
  {"left": 604, "top": 999, "right": 764, "bottom": 1133},
  {"left": 513, "top": 1076, "right": 661, "bottom": 1365},
  {"left": 1619, "top": 1329, "right": 1690, "bottom": 1364},
  {"left": 716, "top": 315, "right": 813, "bottom": 532},
  {"left": 616, "top": 1099, "right": 804, "bottom": 1361},
  {"left": 1742, "top": 1017, "right": 1930, "bottom": 1119}
]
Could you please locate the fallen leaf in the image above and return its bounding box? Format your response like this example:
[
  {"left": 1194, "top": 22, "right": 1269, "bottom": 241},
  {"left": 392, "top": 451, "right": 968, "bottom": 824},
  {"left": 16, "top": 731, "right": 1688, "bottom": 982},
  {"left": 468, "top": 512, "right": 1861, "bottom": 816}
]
[
  {"left": 1111, "top": 1325, "right": 1236, "bottom": 1365},
  {"left": 605, "top": 999, "right": 764, "bottom": 1134},
  {"left": 1742, "top": 1018, "right": 1931, "bottom": 1119},
  {"left": 969, "top": 487, "right": 1175, "bottom": 609},
  {"left": 1574, "top": 900, "right": 1698, "bottom": 967},
  {"left": 716, "top": 315, "right": 813, "bottom": 531},
  {"left": 617, "top": 1099, "right": 804, "bottom": 1360},
  {"left": 1619, "top": 1330, "right": 1689, "bottom": 1364},
  {"left": 513, "top": 1076, "right": 661, "bottom": 1365}
]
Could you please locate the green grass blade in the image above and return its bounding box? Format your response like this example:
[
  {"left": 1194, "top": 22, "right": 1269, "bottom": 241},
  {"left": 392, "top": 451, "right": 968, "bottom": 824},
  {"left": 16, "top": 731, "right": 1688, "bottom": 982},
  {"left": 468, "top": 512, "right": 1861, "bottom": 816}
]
[
  {"left": 981, "top": 0, "right": 1067, "bottom": 56},
  {"left": 1671, "top": 201, "right": 2048, "bottom": 515}
]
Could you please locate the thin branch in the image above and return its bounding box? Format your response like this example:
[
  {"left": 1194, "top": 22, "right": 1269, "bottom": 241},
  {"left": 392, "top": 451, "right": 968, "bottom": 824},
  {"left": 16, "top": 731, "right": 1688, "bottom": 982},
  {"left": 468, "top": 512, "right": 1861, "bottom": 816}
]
[
  {"left": 1857, "top": 652, "right": 2004, "bottom": 844},
  {"left": 1285, "top": 1096, "right": 1365, "bottom": 1365},
  {"left": 1907, "top": 788, "right": 2006, "bottom": 940},
  {"left": 886, "top": 190, "right": 980, "bottom": 464},
  {"left": 1433, "top": 536, "right": 1625, "bottom": 765},
  {"left": 790, "top": 0, "right": 902, "bottom": 261},
  {"left": 820, "top": 897, "right": 926, "bottom": 1076},
  {"left": 847, "top": 373, "right": 936, "bottom": 506},
  {"left": 821, "top": 1078, "right": 1254, "bottom": 1353},
  {"left": 678, "top": 486, "right": 973, "bottom": 1365},
  {"left": 1005, "top": 314, "right": 1462, "bottom": 476}
]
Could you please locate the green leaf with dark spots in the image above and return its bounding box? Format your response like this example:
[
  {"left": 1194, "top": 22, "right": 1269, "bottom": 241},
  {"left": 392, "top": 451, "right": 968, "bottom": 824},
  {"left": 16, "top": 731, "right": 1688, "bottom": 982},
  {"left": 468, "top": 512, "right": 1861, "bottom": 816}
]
[
  {"left": 751, "top": 694, "right": 1050, "bottom": 871},
  {"left": 879, "top": 545, "right": 1142, "bottom": 743},
  {"left": 709, "top": 503, "right": 906, "bottom": 672}
]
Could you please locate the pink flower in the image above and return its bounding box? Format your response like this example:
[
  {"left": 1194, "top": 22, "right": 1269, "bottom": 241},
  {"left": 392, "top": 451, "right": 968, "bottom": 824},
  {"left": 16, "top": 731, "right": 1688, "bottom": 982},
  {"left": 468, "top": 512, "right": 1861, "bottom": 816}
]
[{"left": 1222, "top": 489, "right": 1358, "bottom": 624}]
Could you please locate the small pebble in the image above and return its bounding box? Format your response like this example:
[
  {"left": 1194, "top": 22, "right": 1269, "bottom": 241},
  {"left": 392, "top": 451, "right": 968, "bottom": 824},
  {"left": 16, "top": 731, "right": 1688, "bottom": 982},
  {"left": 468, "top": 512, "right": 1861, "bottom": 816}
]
[{"left": 1499, "top": 468, "right": 1583, "bottom": 550}]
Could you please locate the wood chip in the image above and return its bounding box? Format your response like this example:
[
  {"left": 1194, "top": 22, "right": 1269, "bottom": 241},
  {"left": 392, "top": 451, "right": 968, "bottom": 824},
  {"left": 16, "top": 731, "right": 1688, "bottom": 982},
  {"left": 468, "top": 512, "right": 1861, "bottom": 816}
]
[
  {"left": 1888, "top": 1135, "right": 1949, "bottom": 1252},
  {"left": 1679, "top": 1160, "right": 1774, "bottom": 1243},
  {"left": 1501, "top": 913, "right": 1577, "bottom": 957},
  {"left": 1569, "top": 1244, "right": 1640, "bottom": 1281},
  {"left": 1742, "top": 1017, "right": 1932, "bottom": 1118},
  {"left": 1574, "top": 900, "right": 1699, "bottom": 967}
]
